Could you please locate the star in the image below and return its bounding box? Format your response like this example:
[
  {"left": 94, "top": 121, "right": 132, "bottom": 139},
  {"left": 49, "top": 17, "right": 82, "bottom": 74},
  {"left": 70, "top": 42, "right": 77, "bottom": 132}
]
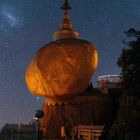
[{"left": 36, "top": 97, "right": 40, "bottom": 100}]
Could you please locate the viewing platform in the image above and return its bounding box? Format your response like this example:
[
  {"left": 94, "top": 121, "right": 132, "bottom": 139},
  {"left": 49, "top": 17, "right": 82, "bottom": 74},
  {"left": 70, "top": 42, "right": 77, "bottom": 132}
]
[{"left": 98, "top": 75, "right": 122, "bottom": 95}]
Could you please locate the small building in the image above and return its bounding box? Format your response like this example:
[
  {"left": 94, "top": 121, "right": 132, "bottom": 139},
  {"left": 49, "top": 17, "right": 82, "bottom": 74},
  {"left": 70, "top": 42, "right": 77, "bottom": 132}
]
[
  {"left": 1, "top": 123, "right": 42, "bottom": 140},
  {"left": 77, "top": 125, "right": 105, "bottom": 140},
  {"left": 98, "top": 75, "right": 122, "bottom": 97}
]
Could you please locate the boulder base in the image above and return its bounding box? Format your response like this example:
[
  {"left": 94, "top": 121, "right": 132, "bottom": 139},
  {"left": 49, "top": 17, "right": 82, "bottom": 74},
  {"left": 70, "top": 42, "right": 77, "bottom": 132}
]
[{"left": 40, "top": 92, "right": 118, "bottom": 139}]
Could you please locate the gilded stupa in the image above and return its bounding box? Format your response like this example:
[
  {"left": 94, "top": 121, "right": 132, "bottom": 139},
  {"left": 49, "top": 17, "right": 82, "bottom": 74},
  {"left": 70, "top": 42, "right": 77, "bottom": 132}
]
[{"left": 25, "top": 0, "right": 98, "bottom": 104}]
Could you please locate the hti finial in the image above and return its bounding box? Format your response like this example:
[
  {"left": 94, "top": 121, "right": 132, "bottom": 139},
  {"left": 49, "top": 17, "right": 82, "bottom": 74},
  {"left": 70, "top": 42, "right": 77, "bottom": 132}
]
[
  {"left": 61, "top": 0, "right": 71, "bottom": 10},
  {"left": 53, "top": 0, "right": 78, "bottom": 40},
  {"left": 61, "top": 0, "right": 72, "bottom": 29}
]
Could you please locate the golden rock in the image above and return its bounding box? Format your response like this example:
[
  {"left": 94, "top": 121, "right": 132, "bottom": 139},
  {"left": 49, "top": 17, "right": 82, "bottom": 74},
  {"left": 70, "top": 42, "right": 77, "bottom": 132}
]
[
  {"left": 26, "top": 38, "right": 98, "bottom": 99},
  {"left": 26, "top": 0, "right": 98, "bottom": 100}
]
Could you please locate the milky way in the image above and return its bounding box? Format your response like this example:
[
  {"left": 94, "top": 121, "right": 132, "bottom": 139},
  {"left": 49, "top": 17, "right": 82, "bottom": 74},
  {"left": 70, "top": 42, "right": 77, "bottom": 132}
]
[
  {"left": 3, "top": 10, "right": 18, "bottom": 27},
  {"left": 0, "top": 0, "right": 140, "bottom": 128},
  {"left": 0, "top": 3, "right": 23, "bottom": 32}
]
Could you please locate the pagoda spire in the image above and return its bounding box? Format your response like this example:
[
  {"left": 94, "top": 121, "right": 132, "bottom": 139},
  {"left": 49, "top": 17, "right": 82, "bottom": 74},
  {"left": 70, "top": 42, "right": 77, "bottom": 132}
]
[
  {"left": 61, "top": 0, "right": 71, "bottom": 10},
  {"left": 61, "top": 0, "right": 72, "bottom": 29},
  {"left": 53, "top": 0, "right": 78, "bottom": 40}
]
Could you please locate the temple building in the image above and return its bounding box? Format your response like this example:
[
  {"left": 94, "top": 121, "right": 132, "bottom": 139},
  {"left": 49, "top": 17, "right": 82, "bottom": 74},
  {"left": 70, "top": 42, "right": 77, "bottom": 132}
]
[
  {"left": 98, "top": 75, "right": 122, "bottom": 98},
  {"left": 25, "top": 0, "right": 118, "bottom": 139},
  {"left": 77, "top": 125, "right": 105, "bottom": 140},
  {"left": 0, "top": 123, "right": 42, "bottom": 140}
]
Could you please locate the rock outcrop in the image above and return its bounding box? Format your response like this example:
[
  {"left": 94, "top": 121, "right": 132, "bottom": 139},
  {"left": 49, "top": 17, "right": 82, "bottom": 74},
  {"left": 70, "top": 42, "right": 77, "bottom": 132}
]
[{"left": 40, "top": 90, "right": 118, "bottom": 139}]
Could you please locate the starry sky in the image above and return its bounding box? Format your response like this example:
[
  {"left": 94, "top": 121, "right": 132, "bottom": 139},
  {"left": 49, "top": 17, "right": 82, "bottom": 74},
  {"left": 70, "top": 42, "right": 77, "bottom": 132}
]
[{"left": 0, "top": 0, "right": 140, "bottom": 128}]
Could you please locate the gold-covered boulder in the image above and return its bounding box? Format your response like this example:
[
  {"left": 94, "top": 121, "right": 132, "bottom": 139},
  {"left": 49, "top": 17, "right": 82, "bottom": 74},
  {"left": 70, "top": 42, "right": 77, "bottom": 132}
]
[{"left": 26, "top": 38, "right": 98, "bottom": 99}]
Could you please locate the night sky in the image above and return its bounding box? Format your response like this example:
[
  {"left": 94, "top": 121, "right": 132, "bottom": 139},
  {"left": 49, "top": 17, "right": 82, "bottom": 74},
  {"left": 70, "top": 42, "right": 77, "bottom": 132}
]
[{"left": 0, "top": 0, "right": 140, "bottom": 128}]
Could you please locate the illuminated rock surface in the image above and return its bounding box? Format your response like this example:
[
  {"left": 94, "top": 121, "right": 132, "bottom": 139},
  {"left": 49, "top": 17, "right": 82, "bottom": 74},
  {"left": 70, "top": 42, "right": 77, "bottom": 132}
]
[
  {"left": 25, "top": 0, "right": 98, "bottom": 101},
  {"left": 26, "top": 38, "right": 98, "bottom": 99}
]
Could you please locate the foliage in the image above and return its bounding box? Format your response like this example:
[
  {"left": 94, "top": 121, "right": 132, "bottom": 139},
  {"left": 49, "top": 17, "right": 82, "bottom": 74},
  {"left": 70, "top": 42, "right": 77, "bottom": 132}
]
[{"left": 118, "top": 28, "right": 140, "bottom": 97}]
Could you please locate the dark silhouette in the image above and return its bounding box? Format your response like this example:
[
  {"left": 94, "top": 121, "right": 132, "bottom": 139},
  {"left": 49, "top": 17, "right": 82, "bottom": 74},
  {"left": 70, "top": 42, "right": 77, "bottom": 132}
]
[{"left": 118, "top": 28, "right": 140, "bottom": 98}]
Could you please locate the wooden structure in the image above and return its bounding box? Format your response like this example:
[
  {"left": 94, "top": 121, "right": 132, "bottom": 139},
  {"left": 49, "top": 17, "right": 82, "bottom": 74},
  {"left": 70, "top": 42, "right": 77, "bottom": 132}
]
[{"left": 77, "top": 125, "right": 105, "bottom": 140}]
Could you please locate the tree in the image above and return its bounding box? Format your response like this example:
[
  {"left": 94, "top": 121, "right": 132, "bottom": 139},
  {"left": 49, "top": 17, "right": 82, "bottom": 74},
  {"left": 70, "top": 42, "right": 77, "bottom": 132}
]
[{"left": 118, "top": 28, "right": 140, "bottom": 97}]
